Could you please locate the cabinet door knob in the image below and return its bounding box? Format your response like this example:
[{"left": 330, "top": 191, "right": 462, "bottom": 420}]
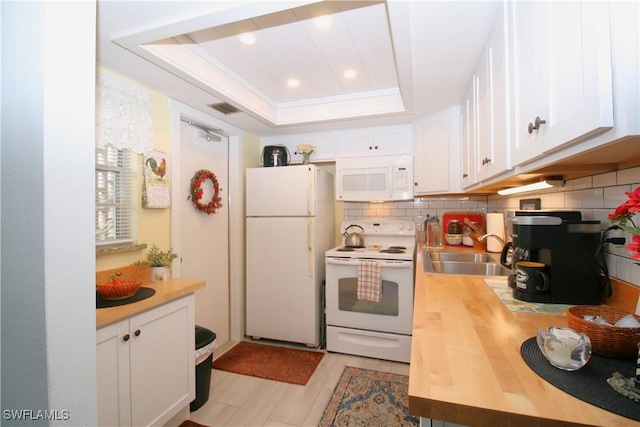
[
  {"left": 134, "top": 329, "right": 141, "bottom": 337},
  {"left": 123, "top": 334, "right": 130, "bottom": 342},
  {"left": 482, "top": 157, "right": 491, "bottom": 165},
  {"left": 462, "top": 173, "right": 468, "bottom": 178},
  {"left": 374, "top": 146, "right": 378, "bottom": 150},
  {"left": 368, "top": 146, "right": 373, "bottom": 150},
  {"left": 528, "top": 116, "right": 547, "bottom": 134},
  {"left": 414, "top": 182, "right": 418, "bottom": 186}
]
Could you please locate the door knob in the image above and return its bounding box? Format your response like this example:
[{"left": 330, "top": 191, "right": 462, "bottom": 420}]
[{"left": 123, "top": 334, "right": 130, "bottom": 342}]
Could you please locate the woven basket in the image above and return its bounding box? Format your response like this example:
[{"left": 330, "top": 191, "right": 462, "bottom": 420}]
[
  {"left": 567, "top": 305, "right": 640, "bottom": 358},
  {"left": 96, "top": 280, "right": 142, "bottom": 300}
]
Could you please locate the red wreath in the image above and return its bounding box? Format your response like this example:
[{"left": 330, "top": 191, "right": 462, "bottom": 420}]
[{"left": 189, "top": 169, "right": 223, "bottom": 215}]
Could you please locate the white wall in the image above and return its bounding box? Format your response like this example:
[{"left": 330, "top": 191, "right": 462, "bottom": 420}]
[{"left": 1, "top": 2, "right": 97, "bottom": 424}]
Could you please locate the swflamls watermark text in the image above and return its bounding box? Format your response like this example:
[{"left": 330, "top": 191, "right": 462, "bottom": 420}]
[{"left": 3, "top": 409, "right": 70, "bottom": 421}]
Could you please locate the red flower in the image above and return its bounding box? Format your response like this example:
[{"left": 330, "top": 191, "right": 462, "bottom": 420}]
[
  {"left": 609, "top": 186, "right": 640, "bottom": 264},
  {"left": 627, "top": 235, "right": 640, "bottom": 260}
]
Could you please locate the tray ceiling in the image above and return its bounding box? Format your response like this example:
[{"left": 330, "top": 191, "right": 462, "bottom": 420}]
[
  {"left": 115, "top": 1, "right": 406, "bottom": 127},
  {"left": 98, "top": 0, "right": 502, "bottom": 135}
]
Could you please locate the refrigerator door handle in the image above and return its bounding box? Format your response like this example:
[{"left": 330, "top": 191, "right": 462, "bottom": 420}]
[
  {"left": 307, "top": 218, "right": 314, "bottom": 277},
  {"left": 307, "top": 167, "right": 313, "bottom": 216}
]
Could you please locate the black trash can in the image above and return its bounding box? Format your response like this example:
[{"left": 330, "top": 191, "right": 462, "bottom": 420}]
[{"left": 190, "top": 326, "right": 216, "bottom": 412}]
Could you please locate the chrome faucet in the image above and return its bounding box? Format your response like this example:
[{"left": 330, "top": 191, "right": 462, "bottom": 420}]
[{"left": 478, "top": 233, "right": 506, "bottom": 248}]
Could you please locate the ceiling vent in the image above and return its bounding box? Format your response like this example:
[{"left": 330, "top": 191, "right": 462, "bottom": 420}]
[{"left": 208, "top": 102, "right": 242, "bottom": 115}]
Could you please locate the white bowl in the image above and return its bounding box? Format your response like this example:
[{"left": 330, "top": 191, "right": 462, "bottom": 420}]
[{"left": 445, "top": 234, "right": 463, "bottom": 245}]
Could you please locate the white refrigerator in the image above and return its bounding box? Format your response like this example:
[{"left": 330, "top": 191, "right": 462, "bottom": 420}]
[{"left": 245, "top": 165, "right": 334, "bottom": 347}]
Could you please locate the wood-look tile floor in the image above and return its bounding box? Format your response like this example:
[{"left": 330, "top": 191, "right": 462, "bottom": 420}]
[{"left": 189, "top": 340, "right": 410, "bottom": 427}]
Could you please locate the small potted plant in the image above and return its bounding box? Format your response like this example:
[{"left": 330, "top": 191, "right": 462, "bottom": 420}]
[{"left": 135, "top": 245, "right": 179, "bottom": 283}]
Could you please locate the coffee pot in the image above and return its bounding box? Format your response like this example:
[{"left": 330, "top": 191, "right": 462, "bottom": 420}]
[
  {"left": 503, "top": 210, "right": 601, "bottom": 304},
  {"left": 500, "top": 242, "right": 529, "bottom": 289}
]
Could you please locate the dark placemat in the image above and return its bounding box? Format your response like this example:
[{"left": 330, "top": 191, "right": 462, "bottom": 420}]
[
  {"left": 96, "top": 287, "right": 156, "bottom": 308},
  {"left": 521, "top": 337, "right": 640, "bottom": 421}
]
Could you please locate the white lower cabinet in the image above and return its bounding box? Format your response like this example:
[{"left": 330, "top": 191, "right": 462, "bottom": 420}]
[{"left": 97, "top": 295, "right": 195, "bottom": 427}]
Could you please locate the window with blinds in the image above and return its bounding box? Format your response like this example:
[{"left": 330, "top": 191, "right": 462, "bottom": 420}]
[{"left": 95, "top": 146, "right": 135, "bottom": 246}]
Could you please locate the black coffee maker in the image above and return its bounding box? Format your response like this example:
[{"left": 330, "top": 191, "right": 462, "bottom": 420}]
[{"left": 500, "top": 210, "right": 602, "bottom": 304}]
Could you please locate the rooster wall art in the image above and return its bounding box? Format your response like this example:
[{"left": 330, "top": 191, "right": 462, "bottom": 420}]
[
  {"left": 142, "top": 151, "right": 170, "bottom": 209},
  {"left": 146, "top": 157, "right": 167, "bottom": 179}
]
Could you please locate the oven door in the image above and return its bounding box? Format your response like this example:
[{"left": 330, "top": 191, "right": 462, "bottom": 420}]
[{"left": 325, "top": 257, "right": 414, "bottom": 334}]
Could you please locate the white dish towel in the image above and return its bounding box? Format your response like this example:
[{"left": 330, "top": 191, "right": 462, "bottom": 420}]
[{"left": 357, "top": 261, "right": 382, "bottom": 302}]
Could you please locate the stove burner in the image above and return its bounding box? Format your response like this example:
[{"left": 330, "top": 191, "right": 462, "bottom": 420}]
[
  {"left": 337, "top": 247, "right": 356, "bottom": 252},
  {"left": 388, "top": 246, "right": 407, "bottom": 250},
  {"left": 379, "top": 248, "right": 406, "bottom": 254}
]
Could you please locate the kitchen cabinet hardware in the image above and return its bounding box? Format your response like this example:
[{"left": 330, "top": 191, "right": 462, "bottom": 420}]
[
  {"left": 462, "top": 173, "right": 469, "bottom": 178},
  {"left": 482, "top": 157, "right": 492, "bottom": 165},
  {"left": 123, "top": 334, "right": 130, "bottom": 342},
  {"left": 527, "top": 116, "right": 546, "bottom": 134},
  {"left": 134, "top": 329, "right": 141, "bottom": 337}
]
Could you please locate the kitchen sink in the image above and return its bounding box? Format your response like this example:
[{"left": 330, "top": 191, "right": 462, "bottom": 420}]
[
  {"left": 428, "top": 252, "right": 499, "bottom": 263},
  {"left": 423, "top": 252, "right": 511, "bottom": 277}
]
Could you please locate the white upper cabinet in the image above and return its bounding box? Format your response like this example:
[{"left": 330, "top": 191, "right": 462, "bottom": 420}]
[
  {"left": 460, "top": 77, "right": 477, "bottom": 189},
  {"left": 508, "top": 0, "right": 613, "bottom": 167},
  {"left": 475, "top": 5, "right": 512, "bottom": 182},
  {"left": 336, "top": 124, "right": 413, "bottom": 158},
  {"left": 261, "top": 132, "right": 335, "bottom": 164},
  {"left": 414, "top": 106, "right": 461, "bottom": 195}
]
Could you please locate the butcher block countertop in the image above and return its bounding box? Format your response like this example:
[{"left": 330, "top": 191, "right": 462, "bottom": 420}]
[
  {"left": 409, "top": 246, "right": 638, "bottom": 427},
  {"left": 96, "top": 278, "right": 205, "bottom": 329}
]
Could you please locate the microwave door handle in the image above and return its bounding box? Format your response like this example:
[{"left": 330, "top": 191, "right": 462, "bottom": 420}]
[{"left": 307, "top": 218, "right": 314, "bottom": 277}]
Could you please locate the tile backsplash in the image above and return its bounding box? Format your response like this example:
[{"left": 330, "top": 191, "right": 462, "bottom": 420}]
[{"left": 343, "top": 166, "right": 640, "bottom": 287}]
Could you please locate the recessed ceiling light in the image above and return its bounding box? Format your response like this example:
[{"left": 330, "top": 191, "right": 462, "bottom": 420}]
[
  {"left": 239, "top": 33, "right": 256, "bottom": 45},
  {"left": 287, "top": 79, "right": 300, "bottom": 88},
  {"left": 343, "top": 69, "right": 357, "bottom": 79},
  {"left": 314, "top": 16, "right": 332, "bottom": 30}
]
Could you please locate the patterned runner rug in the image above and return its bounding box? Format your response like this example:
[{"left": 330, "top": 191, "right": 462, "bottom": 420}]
[
  {"left": 319, "top": 366, "right": 419, "bottom": 426},
  {"left": 211, "top": 341, "right": 324, "bottom": 385}
]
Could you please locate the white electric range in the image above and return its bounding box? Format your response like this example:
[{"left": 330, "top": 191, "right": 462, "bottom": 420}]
[{"left": 325, "top": 219, "right": 416, "bottom": 363}]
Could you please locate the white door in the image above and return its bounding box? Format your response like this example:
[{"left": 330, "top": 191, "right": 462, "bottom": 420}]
[{"left": 179, "top": 122, "right": 230, "bottom": 343}]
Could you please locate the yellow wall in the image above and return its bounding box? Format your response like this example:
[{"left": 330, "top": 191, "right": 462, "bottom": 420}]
[{"left": 96, "top": 69, "right": 172, "bottom": 272}]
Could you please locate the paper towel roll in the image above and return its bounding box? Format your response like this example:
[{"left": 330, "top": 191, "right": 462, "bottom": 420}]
[{"left": 486, "top": 213, "right": 505, "bottom": 253}]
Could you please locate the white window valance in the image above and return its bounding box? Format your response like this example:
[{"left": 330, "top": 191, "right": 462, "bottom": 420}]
[{"left": 95, "top": 73, "right": 153, "bottom": 156}]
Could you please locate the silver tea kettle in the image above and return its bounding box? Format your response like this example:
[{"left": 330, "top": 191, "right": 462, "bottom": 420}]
[{"left": 344, "top": 225, "right": 365, "bottom": 248}]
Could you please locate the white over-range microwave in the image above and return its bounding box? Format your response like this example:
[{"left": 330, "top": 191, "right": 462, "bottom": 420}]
[{"left": 336, "top": 155, "right": 414, "bottom": 202}]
